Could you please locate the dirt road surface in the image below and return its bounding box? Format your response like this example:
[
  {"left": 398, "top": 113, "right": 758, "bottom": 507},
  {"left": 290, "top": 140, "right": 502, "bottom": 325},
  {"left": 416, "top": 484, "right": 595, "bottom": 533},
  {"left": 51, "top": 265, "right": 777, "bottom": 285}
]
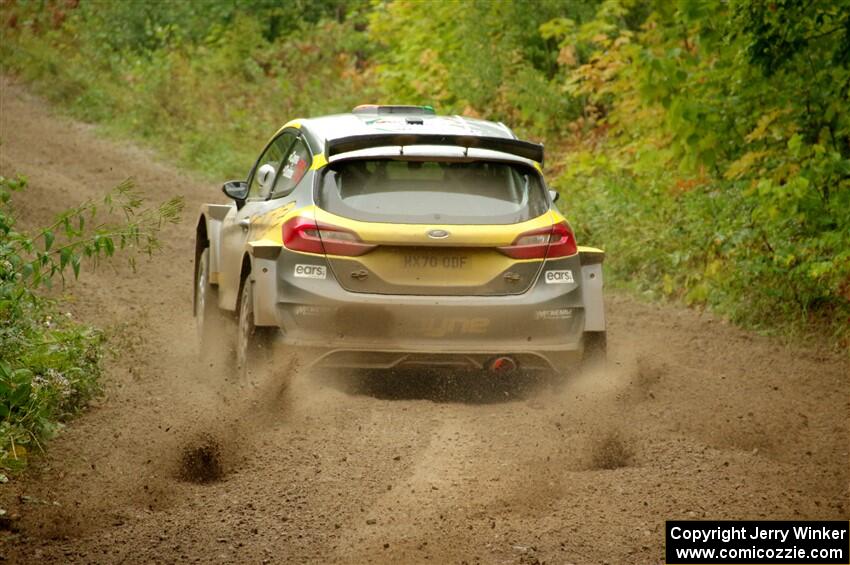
[{"left": 1, "top": 77, "right": 848, "bottom": 564}]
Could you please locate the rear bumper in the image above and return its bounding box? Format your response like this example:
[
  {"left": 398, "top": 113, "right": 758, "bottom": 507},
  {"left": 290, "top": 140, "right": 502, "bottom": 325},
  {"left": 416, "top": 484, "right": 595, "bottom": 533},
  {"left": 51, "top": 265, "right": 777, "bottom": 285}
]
[{"left": 252, "top": 250, "right": 592, "bottom": 371}]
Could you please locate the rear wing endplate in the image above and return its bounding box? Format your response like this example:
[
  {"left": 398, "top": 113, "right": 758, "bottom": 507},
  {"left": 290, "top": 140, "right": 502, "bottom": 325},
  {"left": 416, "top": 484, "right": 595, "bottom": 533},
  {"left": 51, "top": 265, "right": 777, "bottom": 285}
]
[{"left": 325, "top": 133, "right": 544, "bottom": 165}]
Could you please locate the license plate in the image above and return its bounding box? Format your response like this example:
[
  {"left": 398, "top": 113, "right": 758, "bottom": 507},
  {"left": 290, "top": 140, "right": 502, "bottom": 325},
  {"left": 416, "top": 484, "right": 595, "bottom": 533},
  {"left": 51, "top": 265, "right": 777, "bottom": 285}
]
[{"left": 402, "top": 254, "right": 469, "bottom": 269}]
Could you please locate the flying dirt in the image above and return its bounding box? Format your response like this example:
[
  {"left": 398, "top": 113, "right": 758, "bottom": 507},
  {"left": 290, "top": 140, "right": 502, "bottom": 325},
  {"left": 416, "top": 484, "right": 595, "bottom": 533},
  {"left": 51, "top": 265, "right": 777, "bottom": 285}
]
[{"left": 0, "top": 77, "right": 848, "bottom": 564}]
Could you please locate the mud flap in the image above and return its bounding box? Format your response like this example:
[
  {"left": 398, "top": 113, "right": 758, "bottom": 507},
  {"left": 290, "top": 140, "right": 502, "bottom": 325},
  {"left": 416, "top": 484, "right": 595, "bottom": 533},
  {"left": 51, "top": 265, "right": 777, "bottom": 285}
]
[
  {"left": 580, "top": 262, "right": 605, "bottom": 331},
  {"left": 202, "top": 204, "right": 231, "bottom": 283},
  {"left": 249, "top": 242, "right": 282, "bottom": 327}
]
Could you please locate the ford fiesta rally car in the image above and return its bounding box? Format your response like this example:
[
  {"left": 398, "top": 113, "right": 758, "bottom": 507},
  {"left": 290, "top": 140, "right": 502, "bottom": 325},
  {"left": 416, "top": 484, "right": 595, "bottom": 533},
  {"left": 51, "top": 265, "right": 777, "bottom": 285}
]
[{"left": 193, "top": 105, "right": 606, "bottom": 378}]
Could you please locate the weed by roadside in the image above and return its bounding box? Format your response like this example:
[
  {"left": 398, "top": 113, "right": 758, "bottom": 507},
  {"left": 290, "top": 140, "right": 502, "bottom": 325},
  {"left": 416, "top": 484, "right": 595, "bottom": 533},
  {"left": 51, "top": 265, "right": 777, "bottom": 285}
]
[{"left": 0, "top": 174, "right": 182, "bottom": 473}]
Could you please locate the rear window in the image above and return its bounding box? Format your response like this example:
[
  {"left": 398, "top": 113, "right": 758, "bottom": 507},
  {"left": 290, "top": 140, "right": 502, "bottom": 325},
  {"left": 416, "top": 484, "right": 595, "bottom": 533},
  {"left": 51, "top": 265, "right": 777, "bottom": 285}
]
[{"left": 318, "top": 159, "right": 548, "bottom": 224}]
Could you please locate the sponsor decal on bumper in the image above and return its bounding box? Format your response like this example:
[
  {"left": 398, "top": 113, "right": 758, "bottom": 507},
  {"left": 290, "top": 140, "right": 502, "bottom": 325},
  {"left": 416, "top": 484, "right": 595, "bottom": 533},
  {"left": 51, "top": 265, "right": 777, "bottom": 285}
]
[
  {"left": 293, "top": 305, "right": 330, "bottom": 317},
  {"left": 544, "top": 269, "right": 574, "bottom": 284},
  {"left": 294, "top": 264, "right": 327, "bottom": 279},
  {"left": 534, "top": 308, "right": 574, "bottom": 320}
]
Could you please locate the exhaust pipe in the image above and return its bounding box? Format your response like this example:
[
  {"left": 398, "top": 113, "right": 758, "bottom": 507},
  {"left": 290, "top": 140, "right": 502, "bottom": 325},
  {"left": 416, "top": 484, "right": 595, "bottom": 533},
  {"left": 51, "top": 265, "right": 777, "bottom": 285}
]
[{"left": 487, "top": 356, "right": 518, "bottom": 374}]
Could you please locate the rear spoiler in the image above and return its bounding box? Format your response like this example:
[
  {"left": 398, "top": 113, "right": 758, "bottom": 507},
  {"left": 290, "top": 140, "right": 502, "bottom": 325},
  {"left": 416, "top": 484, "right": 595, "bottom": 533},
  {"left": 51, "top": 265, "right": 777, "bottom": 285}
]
[{"left": 325, "top": 133, "right": 544, "bottom": 165}]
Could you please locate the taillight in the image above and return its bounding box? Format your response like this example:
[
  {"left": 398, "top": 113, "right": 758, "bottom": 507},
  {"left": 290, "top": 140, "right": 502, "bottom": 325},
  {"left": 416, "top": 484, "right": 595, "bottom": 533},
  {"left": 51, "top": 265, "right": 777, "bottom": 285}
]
[
  {"left": 498, "top": 222, "right": 577, "bottom": 259},
  {"left": 545, "top": 222, "right": 578, "bottom": 258},
  {"left": 282, "top": 216, "right": 376, "bottom": 257}
]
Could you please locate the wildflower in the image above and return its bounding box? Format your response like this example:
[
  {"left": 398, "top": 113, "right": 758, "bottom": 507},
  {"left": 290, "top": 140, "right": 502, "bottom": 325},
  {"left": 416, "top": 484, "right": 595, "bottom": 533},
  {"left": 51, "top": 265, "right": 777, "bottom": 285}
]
[{"left": 46, "top": 369, "right": 72, "bottom": 398}]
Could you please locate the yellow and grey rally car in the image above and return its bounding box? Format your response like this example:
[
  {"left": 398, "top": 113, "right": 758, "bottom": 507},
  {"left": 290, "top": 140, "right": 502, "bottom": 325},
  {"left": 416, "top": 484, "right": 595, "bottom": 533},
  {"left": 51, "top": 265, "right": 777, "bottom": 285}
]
[{"left": 193, "top": 105, "right": 606, "bottom": 378}]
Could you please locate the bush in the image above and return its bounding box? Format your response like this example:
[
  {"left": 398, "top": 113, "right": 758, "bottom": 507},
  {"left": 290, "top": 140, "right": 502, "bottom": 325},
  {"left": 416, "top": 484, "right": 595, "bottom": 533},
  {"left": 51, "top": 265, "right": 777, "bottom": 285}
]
[
  {"left": 1, "top": 0, "right": 377, "bottom": 179},
  {"left": 551, "top": 0, "right": 850, "bottom": 345},
  {"left": 0, "top": 174, "right": 182, "bottom": 472}
]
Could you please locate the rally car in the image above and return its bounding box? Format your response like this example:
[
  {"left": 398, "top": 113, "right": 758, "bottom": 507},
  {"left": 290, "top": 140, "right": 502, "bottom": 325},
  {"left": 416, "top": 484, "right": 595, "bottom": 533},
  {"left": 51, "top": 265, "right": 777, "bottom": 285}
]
[{"left": 193, "top": 105, "right": 606, "bottom": 378}]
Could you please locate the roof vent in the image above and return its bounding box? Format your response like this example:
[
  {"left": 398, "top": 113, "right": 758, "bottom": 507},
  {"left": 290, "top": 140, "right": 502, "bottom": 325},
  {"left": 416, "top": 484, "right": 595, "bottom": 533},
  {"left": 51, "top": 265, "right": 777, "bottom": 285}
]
[{"left": 352, "top": 105, "right": 436, "bottom": 116}]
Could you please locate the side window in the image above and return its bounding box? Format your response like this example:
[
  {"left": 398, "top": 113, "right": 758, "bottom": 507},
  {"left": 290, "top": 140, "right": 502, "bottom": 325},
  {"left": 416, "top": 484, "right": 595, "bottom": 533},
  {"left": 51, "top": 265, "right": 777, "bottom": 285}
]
[
  {"left": 271, "top": 138, "right": 312, "bottom": 198},
  {"left": 248, "top": 132, "right": 295, "bottom": 200}
]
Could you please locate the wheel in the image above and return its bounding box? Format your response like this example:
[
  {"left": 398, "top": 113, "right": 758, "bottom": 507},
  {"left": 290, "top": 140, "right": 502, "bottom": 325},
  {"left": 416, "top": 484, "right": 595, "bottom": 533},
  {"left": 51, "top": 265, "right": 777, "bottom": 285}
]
[
  {"left": 581, "top": 331, "right": 607, "bottom": 369},
  {"left": 195, "top": 248, "right": 225, "bottom": 356},
  {"left": 235, "top": 275, "right": 273, "bottom": 379}
]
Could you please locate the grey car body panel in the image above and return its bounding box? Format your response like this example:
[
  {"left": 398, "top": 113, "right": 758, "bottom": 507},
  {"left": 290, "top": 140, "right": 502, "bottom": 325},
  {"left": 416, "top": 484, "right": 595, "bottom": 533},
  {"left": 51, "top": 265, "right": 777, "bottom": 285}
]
[
  {"left": 249, "top": 246, "right": 597, "bottom": 370},
  {"left": 196, "top": 108, "right": 606, "bottom": 371},
  {"left": 273, "top": 250, "right": 584, "bottom": 346}
]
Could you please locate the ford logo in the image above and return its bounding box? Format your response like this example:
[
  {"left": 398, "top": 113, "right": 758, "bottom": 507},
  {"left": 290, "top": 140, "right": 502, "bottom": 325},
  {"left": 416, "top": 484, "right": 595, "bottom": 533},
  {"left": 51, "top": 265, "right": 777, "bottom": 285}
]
[{"left": 427, "top": 229, "right": 450, "bottom": 239}]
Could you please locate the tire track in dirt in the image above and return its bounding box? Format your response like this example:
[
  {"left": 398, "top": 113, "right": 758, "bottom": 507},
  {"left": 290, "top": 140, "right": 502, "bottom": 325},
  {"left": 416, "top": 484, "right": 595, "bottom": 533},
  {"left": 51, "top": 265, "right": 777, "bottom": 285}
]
[{"left": 1, "top": 76, "right": 848, "bottom": 564}]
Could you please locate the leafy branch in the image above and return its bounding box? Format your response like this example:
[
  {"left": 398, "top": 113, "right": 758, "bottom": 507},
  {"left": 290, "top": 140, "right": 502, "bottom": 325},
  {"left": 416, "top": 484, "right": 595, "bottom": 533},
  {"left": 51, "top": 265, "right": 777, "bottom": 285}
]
[
  {"left": 0, "top": 173, "right": 183, "bottom": 472},
  {"left": 1, "top": 176, "right": 184, "bottom": 291}
]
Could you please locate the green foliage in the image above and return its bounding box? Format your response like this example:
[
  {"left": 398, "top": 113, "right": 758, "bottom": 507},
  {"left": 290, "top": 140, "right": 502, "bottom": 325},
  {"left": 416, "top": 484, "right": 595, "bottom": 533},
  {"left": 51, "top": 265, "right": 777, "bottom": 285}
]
[
  {"left": 71, "top": 0, "right": 367, "bottom": 52},
  {"left": 1, "top": 0, "right": 376, "bottom": 179},
  {"left": 0, "top": 175, "right": 183, "bottom": 471},
  {"left": 368, "top": 0, "right": 599, "bottom": 136},
  {"left": 2, "top": 0, "right": 847, "bottom": 345},
  {"left": 556, "top": 0, "right": 850, "bottom": 343}
]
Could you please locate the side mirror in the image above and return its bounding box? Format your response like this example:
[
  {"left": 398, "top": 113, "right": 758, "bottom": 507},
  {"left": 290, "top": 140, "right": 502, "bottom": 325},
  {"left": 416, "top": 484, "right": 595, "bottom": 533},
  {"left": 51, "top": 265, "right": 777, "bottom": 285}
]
[
  {"left": 222, "top": 180, "right": 249, "bottom": 205},
  {"left": 549, "top": 189, "right": 560, "bottom": 203}
]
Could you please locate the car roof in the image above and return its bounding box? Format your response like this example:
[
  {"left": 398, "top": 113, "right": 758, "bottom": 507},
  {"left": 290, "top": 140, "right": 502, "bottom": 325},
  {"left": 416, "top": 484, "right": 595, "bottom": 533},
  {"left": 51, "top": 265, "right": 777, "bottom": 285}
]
[{"left": 294, "top": 108, "right": 518, "bottom": 153}]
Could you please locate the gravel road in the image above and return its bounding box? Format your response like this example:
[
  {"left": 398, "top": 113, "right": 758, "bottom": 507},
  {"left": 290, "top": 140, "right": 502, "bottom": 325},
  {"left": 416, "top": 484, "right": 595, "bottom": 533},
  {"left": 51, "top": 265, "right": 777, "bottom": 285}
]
[{"left": 1, "top": 77, "right": 847, "bottom": 564}]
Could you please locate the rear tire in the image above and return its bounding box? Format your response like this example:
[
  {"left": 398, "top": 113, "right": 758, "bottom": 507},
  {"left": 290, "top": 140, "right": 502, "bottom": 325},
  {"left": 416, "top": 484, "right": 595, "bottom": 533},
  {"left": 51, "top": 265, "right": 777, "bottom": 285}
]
[
  {"left": 195, "top": 248, "right": 225, "bottom": 357},
  {"left": 236, "top": 274, "right": 273, "bottom": 380}
]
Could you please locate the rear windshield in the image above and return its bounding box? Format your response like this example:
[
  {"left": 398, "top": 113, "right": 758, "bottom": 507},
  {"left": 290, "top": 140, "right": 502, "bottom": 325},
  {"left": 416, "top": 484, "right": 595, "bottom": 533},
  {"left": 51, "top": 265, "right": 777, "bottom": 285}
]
[{"left": 318, "top": 159, "right": 548, "bottom": 224}]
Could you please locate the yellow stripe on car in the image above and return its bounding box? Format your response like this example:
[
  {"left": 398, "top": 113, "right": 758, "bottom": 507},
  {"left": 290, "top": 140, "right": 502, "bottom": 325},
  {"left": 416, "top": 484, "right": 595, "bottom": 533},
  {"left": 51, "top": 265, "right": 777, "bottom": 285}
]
[
  {"left": 254, "top": 205, "right": 570, "bottom": 250},
  {"left": 272, "top": 119, "right": 302, "bottom": 137},
  {"left": 310, "top": 153, "right": 328, "bottom": 170},
  {"left": 251, "top": 203, "right": 297, "bottom": 245},
  {"left": 313, "top": 208, "right": 560, "bottom": 247}
]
